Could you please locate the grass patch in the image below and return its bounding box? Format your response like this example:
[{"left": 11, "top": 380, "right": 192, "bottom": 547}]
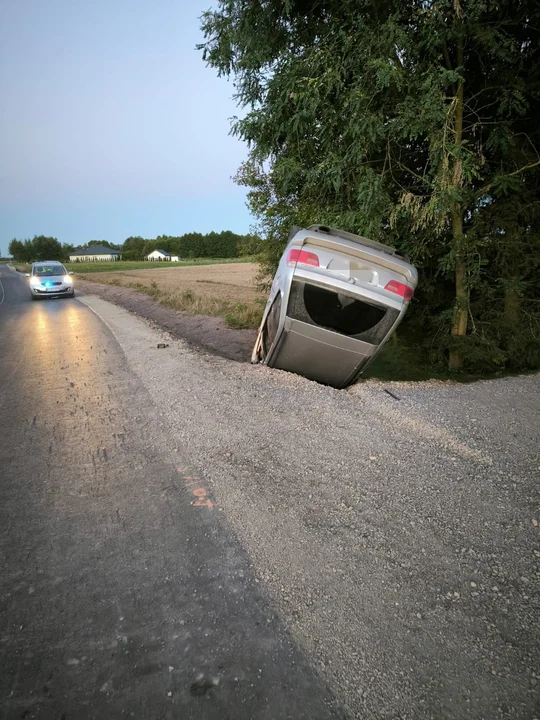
[
  {"left": 11, "top": 263, "right": 31, "bottom": 273},
  {"left": 224, "top": 300, "right": 266, "bottom": 329},
  {"left": 362, "top": 338, "right": 449, "bottom": 382},
  {"left": 8, "top": 258, "right": 256, "bottom": 275},
  {"left": 70, "top": 257, "right": 256, "bottom": 274},
  {"left": 112, "top": 280, "right": 264, "bottom": 329},
  {"left": 362, "top": 334, "right": 509, "bottom": 383}
]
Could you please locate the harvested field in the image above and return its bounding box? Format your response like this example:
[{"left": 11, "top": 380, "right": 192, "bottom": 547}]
[
  {"left": 81, "top": 262, "right": 261, "bottom": 304},
  {"left": 80, "top": 262, "right": 265, "bottom": 329}
]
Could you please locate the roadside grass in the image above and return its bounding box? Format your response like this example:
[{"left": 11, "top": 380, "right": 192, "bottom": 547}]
[
  {"left": 71, "top": 257, "right": 256, "bottom": 274},
  {"left": 103, "top": 277, "right": 265, "bottom": 329},
  {"left": 362, "top": 337, "right": 451, "bottom": 382},
  {"left": 9, "top": 257, "right": 256, "bottom": 275},
  {"left": 11, "top": 263, "right": 31, "bottom": 273},
  {"left": 224, "top": 301, "right": 266, "bottom": 329},
  {"left": 361, "top": 334, "right": 522, "bottom": 383}
]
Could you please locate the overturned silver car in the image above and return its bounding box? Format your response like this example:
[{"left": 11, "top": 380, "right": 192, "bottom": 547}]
[{"left": 251, "top": 225, "right": 418, "bottom": 388}]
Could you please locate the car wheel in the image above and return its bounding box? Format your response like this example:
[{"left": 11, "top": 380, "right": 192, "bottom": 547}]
[{"left": 30, "top": 294, "right": 37, "bottom": 301}]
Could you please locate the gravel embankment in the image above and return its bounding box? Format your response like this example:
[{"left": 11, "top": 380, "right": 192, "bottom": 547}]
[
  {"left": 80, "top": 294, "right": 540, "bottom": 720},
  {"left": 76, "top": 279, "right": 257, "bottom": 361}
]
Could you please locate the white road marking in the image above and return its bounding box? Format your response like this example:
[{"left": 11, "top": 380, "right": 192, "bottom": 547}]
[{"left": 0, "top": 274, "right": 5, "bottom": 305}]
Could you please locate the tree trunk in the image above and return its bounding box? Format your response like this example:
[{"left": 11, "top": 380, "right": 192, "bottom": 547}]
[
  {"left": 504, "top": 283, "right": 520, "bottom": 329},
  {"left": 449, "top": 206, "right": 468, "bottom": 370},
  {"left": 448, "top": 33, "right": 467, "bottom": 372},
  {"left": 449, "top": 259, "right": 468, "bottom": 370}
]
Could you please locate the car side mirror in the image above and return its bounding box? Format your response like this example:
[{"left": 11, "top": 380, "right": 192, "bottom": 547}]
[
  {"left": 69, "top": 271, "right": 74, "bottom": 275},
  {"left": 25, "top": 273, "right": 30, "bottom": 277}
]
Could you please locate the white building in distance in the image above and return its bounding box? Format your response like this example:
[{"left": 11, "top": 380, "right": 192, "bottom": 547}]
[{"left": 146, "top": 249, "right": 180, "bottom": 262}]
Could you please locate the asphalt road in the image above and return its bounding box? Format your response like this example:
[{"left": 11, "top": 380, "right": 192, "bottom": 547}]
[{"left": 0, "top": 265, "right": 342, "bottom": 720}]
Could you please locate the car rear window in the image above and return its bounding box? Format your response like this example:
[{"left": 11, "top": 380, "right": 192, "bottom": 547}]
[
  {"left": 34, "top": 265, "right": 65, "bottom": 276},
  {"left": 287, "top": 280, "right": 399, "bottom": 345}
]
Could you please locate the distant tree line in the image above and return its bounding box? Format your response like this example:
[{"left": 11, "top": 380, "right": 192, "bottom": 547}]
[
  {"left": 8, "top": 236, "right": 70, "bottom": 262},
  {"left": 122, "top": 231, "right": 262, "bottom": 260},
  {"left": 9, "top": 232, "right": 262, "bottom": 263}
]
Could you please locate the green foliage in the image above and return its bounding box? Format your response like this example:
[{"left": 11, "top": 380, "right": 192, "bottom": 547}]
[
  {"left": 33, "top": 236, "right": 64, "bottom": 261},
  {"left": 224, "top": 299, "right": 265, "bottom": 328},
  {"left": 8, "top": 239, "right": 32, "bottom": 263},
  {"left": 120, "top": 231, "right": 261, "bottom": 260},
  {"left": 236, "top": 233, "right": 265, "bottom": 256},
  {"left": 121, "top": 236, "right": 147, "bottom": 261},
  {"left": 84, "top": 239, "right": 121, "bottom": 250},
  {"left": 9, "top": 236, "right": 66, "bottom": 262},
  {"left": 200, "top": 0, "right": 540, "bottom": 373}
]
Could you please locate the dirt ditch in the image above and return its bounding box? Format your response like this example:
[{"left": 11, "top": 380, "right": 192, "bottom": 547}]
[{"left": 76, "top": 279, "right": 258, "bottom": 362}]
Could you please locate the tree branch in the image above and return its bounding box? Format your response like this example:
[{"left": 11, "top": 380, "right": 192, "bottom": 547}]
[{"left": 478, "top": 159, "right": 540, "bottom": 196}]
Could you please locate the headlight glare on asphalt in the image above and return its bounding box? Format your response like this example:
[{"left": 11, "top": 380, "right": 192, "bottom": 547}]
[
  {"left": 30, "top": 276, "right": 41, "bottom": 286},
  {"left": 63, "top": 275, "right": 73, "bottom": 284}
]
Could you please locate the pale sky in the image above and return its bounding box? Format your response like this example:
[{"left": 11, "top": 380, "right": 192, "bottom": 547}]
[{"left": 0, "top": 0, "right": 252, "bottom": 255}]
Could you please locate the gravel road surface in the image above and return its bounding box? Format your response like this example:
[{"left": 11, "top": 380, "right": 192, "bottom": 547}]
[
  {"left": 78, "top": 292, "right": 539, "bottom": 720},
  {"left": 1, "top": 265, "right": 539, "bottom": 719}
]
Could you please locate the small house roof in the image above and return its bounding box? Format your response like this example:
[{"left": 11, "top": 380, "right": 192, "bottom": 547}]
[
  {"left": 70, "top": 245, "right": 120, "bottom": 256},
  {"left": 153, "top": 249, "right": 170, "bottom": 256}
]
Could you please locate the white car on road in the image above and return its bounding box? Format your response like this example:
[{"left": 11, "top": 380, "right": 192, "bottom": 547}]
[{"left": 26, "top": 261, "right": 75, "bottom": 300}]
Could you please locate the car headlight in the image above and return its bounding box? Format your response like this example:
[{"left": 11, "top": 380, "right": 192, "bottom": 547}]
[
  {"left": 63, "top": 275, "right": 73, "bottom": 283},
  {"left": 30, "top": 276, "right": 41, "bottom": 285}
]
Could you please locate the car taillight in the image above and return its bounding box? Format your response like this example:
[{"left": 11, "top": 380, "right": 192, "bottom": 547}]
[
  {"left": 286, "top": 248, "right": 320, "bottom": 267},
  {"left": 384, "top": 280, "right": 414, "bottom": 301}
]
